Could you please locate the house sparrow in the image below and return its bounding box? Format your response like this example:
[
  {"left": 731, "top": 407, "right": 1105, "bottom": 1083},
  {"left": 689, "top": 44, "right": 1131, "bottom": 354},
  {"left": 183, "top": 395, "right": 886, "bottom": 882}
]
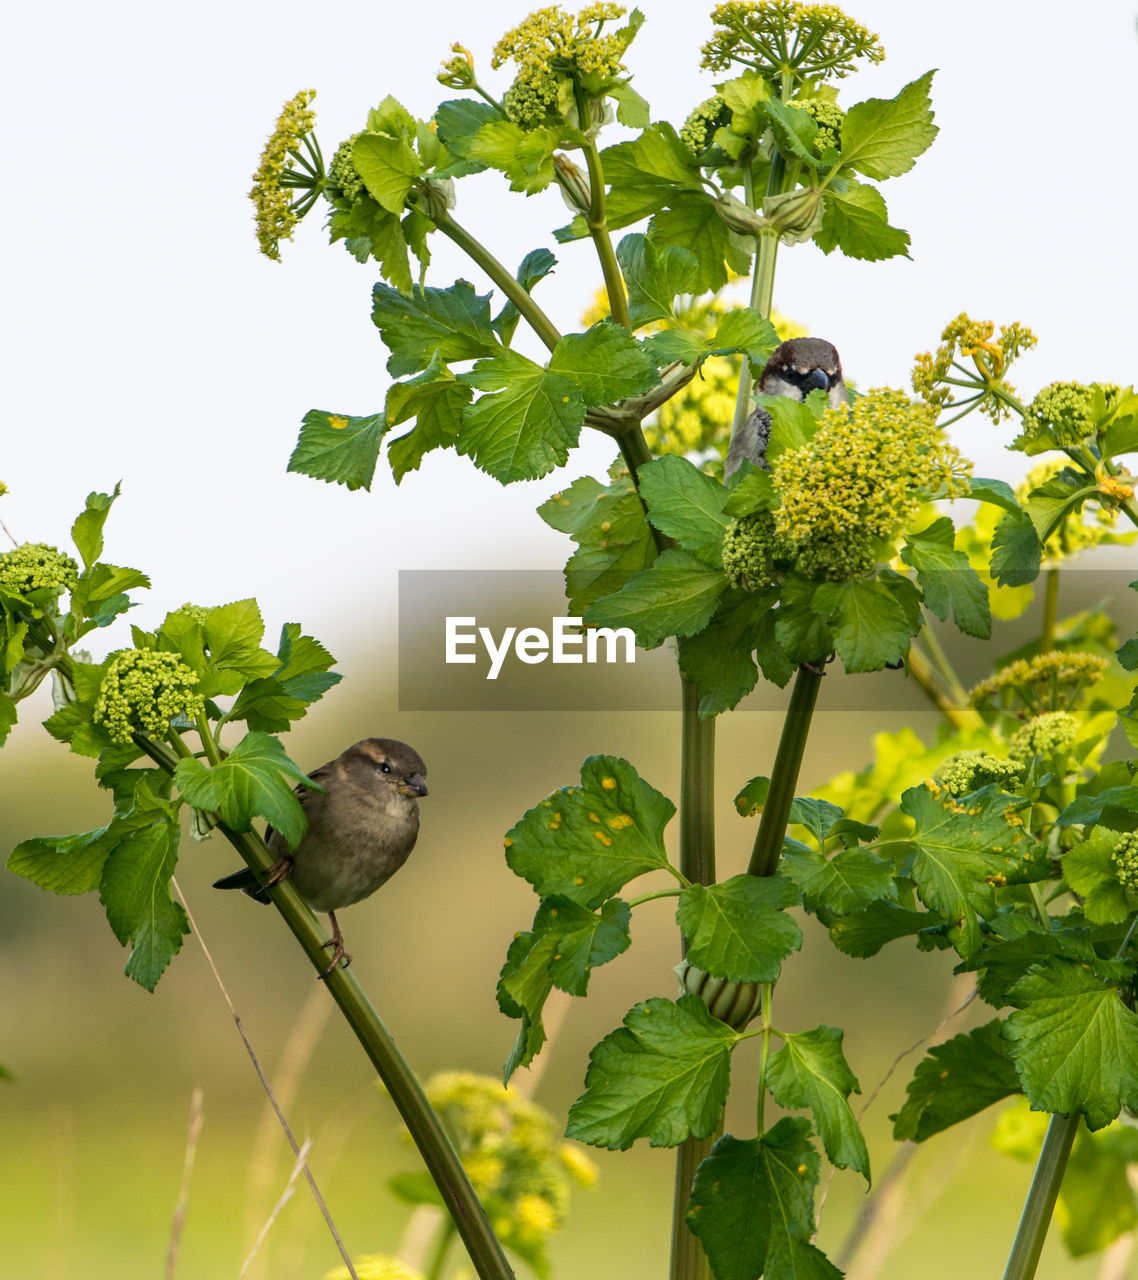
[
  {"left": 213, "top": 738, "right": 428, "bottom": 977},
  {"left": 725, "top": 337, "right": 847, "bottom": 479}
]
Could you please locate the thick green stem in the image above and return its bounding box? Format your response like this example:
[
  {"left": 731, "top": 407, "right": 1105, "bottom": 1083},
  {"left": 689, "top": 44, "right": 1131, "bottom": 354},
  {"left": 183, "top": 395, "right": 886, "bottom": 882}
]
[
  {"left": 748, "top": 664, "right": 824, "bottom": 877},
  {"left": 432, "top": 211, "right": 563, "bottom": 355},
  {"left": 1041, "top": 568, "right": 1059, "bottom": 651},
  {"left": 678, "top": 673, "right": 717, "bottom": 890},
  {"left": 670, "top": 674, "right": 718, "bottom": 1280},
  {"left": 670, "top": 1133, "right": 717, "bottom": 1280},
  {"left": 1001, "top": 1113, "right": 1080, "bottom": 1280},
  {"left": 139, "top": 732, "right": 515, "bottom": 1280},
  {"left": 573, "top": 84, "right": 632, "bottom": 331},
  {"left": 728, "top": 154, "right": 786, "bottom": 443}
]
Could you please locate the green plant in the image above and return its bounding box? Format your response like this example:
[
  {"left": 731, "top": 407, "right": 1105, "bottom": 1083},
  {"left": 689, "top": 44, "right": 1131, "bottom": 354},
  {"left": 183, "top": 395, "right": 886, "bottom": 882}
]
[{"left": 5, "top": 4, "right": 1138, "bottom": 1280}]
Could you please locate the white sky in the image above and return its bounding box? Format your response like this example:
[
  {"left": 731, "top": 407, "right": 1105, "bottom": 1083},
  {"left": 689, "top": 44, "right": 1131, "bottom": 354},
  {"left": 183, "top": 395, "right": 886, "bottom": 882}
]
[{"left": 3, "top": 0, "right": 1137, "bottom": 658}]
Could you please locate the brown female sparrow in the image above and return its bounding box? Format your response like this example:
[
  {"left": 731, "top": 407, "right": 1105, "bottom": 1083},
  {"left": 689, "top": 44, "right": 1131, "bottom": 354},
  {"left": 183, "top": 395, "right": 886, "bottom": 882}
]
[{"left": 213, "top": 738, "right": 428, "bottom": 977}]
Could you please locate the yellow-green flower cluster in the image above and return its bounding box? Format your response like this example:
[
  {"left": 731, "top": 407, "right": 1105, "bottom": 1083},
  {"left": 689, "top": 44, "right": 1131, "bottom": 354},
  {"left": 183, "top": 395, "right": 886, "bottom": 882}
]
[
  {"left": 412, "top": 1072, "right": 596, "bottom": 1259},
  {"left": 327, "top": 133, "right": 366, "bottom": 204},
  {"left": 492, "top": 5, "right": 635, "bottom": 127},
  {"left": 681, "top": 94, "right": 733, "bottom": 155},
  {"left": 1111, "top": 832, "right": 1138, "bottom": 893},
  {"left": 1022, "top": 381, "right": 1097, "bottom": 448},
  {"left": 93, "top": 649, "right": 205, "bottom": 744},
  {"left": 702, "top": 2, "right": 884, "bottom": 81},
  {"left": 0, "top": 543, "right": 79, "bottom": 597},
  {"left": 772, "top": 388, "right": 970, "bottom": 580},
  {"left": 935, "top": 752, "right": 1024, "bottom": 798},
  {"left": 323, "top": 1257, "right": 424, "bottom": 1280},
  {"left": 248, "top": 89, "right": 317, "bottom": 261},
  {"left": 912, "top": 313, "right": 1037, "bottom": 421},
  {"left": 969, "top": 650, "right": 1108, "bottom": 714},
  {"left": 1016, "top": 460, "right": 1127, "bottom": 562},
  {"left": 722, "top": 511, "right": 794, "bottom": 589},
  {"left": 438, "top": 42, "right": 477, "bottom": 90},
  {"left": 170, "top": 602, "right": 211, "bottom": 626},
  {"left": 1008, "top": 710, "right": 1078, "bottom": 760},
  {"left": 795, "top": 97, "right": 843, "bottom": 155}
]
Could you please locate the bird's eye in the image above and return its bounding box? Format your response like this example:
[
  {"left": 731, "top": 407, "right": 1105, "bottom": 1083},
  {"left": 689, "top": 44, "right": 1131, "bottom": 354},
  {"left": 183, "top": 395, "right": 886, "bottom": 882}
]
[{"left": 377, "top": 760, "right": 391, "bottom": 773}]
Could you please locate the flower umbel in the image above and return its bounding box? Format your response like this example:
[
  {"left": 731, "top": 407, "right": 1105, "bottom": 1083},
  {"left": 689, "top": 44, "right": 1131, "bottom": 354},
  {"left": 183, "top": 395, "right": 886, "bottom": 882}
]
[
  {"left": 1008, "top": 711, "right": 1079, "bottom": 761},
  {"left": 249, "top": 89, "right": 323, "bottom": 261},
  {"left": 1022, "top": 381, "right": 1098, "bottom": 448},
  {"left": 911, "top": 313, "right": 1037, "bottom": 423},
  {"left": 968, "top": 650, "right": 1109, "bottom": 717},
  {"left": 702, "top": 2, "right": 884, "bottom": 84},
  {"left": 492, "top": 5, "right": 638, "bottom": 128},
  {"left": 94, "top": 649, "right": 205, "bottom": 744},
  {"left": 0, "top": 543, "right": 79, "bottom": 598},
  {"left": 1111, "top": 832, "right": 1138, "bottom": 893},
  {"left": 935, "top": 751, "right": 1025, "bottom": 798},
  {"left": 772, "top": 388, "right": 970, "bottom": 580},
  {"left": 438, "top": 43, "right": 477, "bottom": 90}
]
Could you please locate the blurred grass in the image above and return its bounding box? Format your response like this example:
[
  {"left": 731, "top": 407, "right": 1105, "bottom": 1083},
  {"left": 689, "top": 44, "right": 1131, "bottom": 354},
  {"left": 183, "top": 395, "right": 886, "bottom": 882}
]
[{"left": 1, "top": 583, "right": 1132, "bottom": 1277}]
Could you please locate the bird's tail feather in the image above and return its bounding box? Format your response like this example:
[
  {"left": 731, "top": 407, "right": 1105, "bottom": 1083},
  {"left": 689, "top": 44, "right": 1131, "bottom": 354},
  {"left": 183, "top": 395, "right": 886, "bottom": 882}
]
[{"left": 212, "top": 867, "right": 272, "bottom": 905}]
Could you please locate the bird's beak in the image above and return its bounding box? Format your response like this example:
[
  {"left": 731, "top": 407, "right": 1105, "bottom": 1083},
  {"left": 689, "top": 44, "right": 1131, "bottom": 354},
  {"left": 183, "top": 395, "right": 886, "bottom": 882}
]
[
  {"left": 399, "top": 774, "right": 429, "bottom": 798},
  {"left": 803, "top": 368, "right": 831, "bottom": 394}
]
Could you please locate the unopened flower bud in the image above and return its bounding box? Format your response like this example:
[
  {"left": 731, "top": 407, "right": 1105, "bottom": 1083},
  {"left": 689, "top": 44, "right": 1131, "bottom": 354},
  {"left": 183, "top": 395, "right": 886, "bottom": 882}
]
[
  {"left": 676, "top": 960, "right": 763, "bottom": 1029},
  {"left": 762, "top": 186, "right": 824, "bottom": 244},
  {"left": 416, "top": 177, "right": 456, "bottom": 223},
  {"left": 553, "top": 153, "right": 593, "bottom": 215},
  {"left": 714, "top": 190, "right": 770, "bottom": 237}
]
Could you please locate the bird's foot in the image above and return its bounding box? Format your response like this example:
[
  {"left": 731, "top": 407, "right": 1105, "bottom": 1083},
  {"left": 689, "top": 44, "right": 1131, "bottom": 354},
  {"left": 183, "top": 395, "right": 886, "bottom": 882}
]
[
  {"left": 316, "top": 912, "right": 352, "bottom": 980},
  {"left": 262, "top": 857, "right": 293, "bottom": 889}
]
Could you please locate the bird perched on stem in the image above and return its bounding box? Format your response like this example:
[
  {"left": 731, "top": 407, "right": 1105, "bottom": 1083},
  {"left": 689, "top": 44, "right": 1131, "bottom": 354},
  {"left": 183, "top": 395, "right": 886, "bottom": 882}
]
[
  {"left": 213, "top": 738, "right": 428, "bottom": 978},
  {"left": 725, "top": 337, "right": 847, "bottom": 479}
]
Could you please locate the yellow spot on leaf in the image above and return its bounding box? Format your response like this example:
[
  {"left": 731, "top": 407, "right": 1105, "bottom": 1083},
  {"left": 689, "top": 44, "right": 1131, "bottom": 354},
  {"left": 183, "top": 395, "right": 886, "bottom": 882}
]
[
  {"left": 575, "top": 876, "right": 585, "bottom": 885},
  {"left": 328, "top": 415, "right": 349, "bottom": 430},
  {"left": 503, "top": 837, "right": 512, "bottom": 848},
  {"left": 601, "top": 777, "right": 617, "bottom": 791}
]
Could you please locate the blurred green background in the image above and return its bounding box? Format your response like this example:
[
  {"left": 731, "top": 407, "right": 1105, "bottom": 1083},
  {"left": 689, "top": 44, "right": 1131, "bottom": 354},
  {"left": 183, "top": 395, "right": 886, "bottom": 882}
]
[{"left": 3, "top": 584, "right": 1131, "bottom": 1279}]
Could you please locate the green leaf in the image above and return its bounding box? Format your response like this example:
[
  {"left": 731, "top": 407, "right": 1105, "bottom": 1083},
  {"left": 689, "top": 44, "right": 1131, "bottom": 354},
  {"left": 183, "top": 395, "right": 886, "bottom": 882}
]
[
  {"left": 641, "top": 327, "right": 708, "bottom": 368},
  {"left": 1059, "top": 1123, "right": 1138, "bottom": 1256},
  {"left": 648, "top": 193, "right": 752, "bottom": 295},
  {"left": 8, "top": 822, "right": 125, "bottom": 894},
  {"left": 677, "top": 875, "right": 802, "bottom": 983},
  {"left": 686, "top": 1123, "right": 840, "bottom": 1280},
  {"left": 774, "top": 575, "right": 836, "bottom": 668},
  {"left": 585, "top": 548, "right": 726, "bottom": 649},
  {"left": 504, "top": 755, "right": 675, "bottom": 907},
  {"left": 707, "top": 308, "right": 780, "bottom": 367},
  {"left": 616, "top": 233, "right": 698, "bottom": 327},
  {"left": 765, "top": 99, "right": 820, "bottom": 166},
  {"left": 902, "top": 517, "right": 991, "bottom": 639},
  {"left": 677, "top": 586, "right": 777, "bottom": 718},
  {"left": 497, "top": 896, "right": 632, "bottom": 1080},
  {"left": 829, "top": 898, "right": 943, "bottom": 958},
  {"left": 272, "top": 623, "right": 340, "bottom": 703},
  {"left": 969, "top": 476, "right": 1021, "bottom": 513},
  {"left": 173, "top": 731, "right": 313, "bottom": 848},
  {"left": 1006, "top": 958, "right": 1138, "bottom": 1130},
  {"left": 892, "top": 1020, "right": 1021, "bottom": 1142},
  {"left": 839, "top": 70, "right": 938, "bottom": 181},
  {"left": 601, "top": 123, "right": 704, "bottom": 203},
  {"left": 98, "top": 813, "right": 187, "bottom": 990},
  {"left": 767, "top": 1027, "right": 869, "bottom": 1179},
  {"left": 371, "top": 280, "right": 500, "bottom": 378},
  {"left": 457, "top": 348, "right": 586, "bottom": 482},
  {"left": 548, "top": 322, "right": 661, "bottom": 407},
  {"left": 609, "top": 80, "right": 651, "bottom": 128},
  {"left": 352, "top": 132, "right": 423, "bottom": 215},
  {"left": 384, "top": 359, "right": 473, "bottom": 481},
  {"left": 198, "top": 600, "right": 279, "bottom": 692},
  {"left": 637, "top": 454, "right": 731, "bottom": 566},
  {"left": 288, "top": 410, "right": 389, "bottom": 492},
  {"left": 990, "top": 509, "right": 1042, "bottom": 588},
  {"left": 466, "top": 119, "right": 560, "bottom": 194},
  {"left": 812, "top": 577, "right": 913, "bottom": 672},
  {"left": 328, "top": 196, "right": 413, "bottom": 291},
  {"left": 723, "top": 464, "right": 776, "bottom": 518},
  {"left": 69, "top": 563, "right": 151, "bottom": 632},
  {"left": 762, "top": 395, "right": 822, "bottom": 465},
  {"left": 0, "top": 692, "right": 15, "bottom": 746},
  {"left": 71, "top": 483, "right": 122, "bottom": 570},
  {"left": 814, "top": 181, "right": 911, "bottom": 260},
  {"left": 492, "top": 248, "right": 558, "bottom": 344},
  {"left": 433, "top": 98, "right": 498, "bottom": 167},
  {"left": 781, "top": 847, "right": 897, "bottom": 919},
  {"left": 1023, "top": 472, "right": 1098, "bottom": 543},
  {"left": 1063, "top": 830, "right": 1137, "bottom": 925},
  {"left": 890, "top": 783, "right": 1049, "bottom": 960},
  {"left": 566, "top": 995, "right": 738, "bottom": 1149}
]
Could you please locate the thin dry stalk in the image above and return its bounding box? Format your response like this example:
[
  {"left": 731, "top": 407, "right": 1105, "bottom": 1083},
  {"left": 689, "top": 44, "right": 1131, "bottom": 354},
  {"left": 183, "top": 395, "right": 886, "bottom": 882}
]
[
  {"left": 243, "top": 982, "right": 332, "bottom": 1265},
  {"left": 239, "top": 1139, "right": 313, "bottom": 1278},
  {"left": 166, "top": 1086, "right": 205, "bottom": 1280},
  {"left": 173, "top": 878, "right": 358, "bottom": 1280}
]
